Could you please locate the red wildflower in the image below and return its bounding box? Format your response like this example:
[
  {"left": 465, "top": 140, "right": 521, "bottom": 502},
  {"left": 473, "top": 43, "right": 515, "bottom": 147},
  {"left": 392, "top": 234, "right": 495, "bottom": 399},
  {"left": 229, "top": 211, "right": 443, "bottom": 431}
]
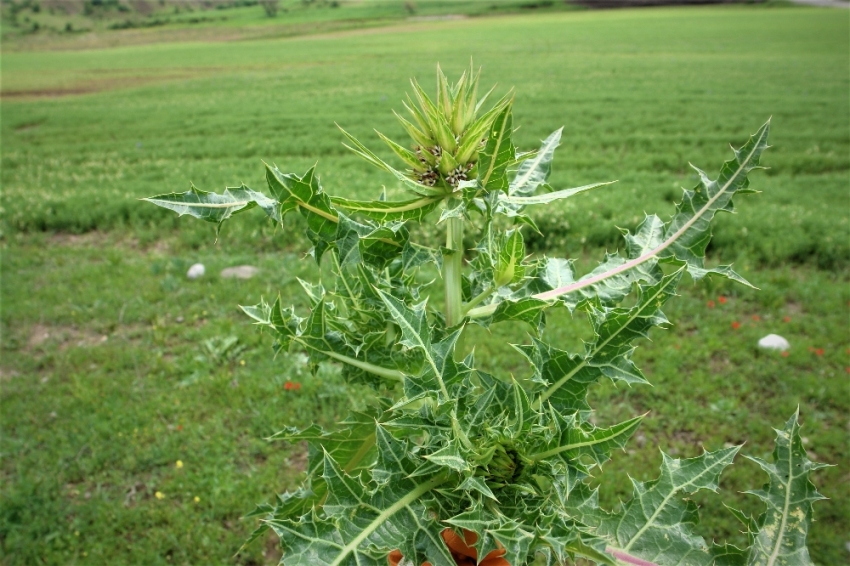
[
  {"left": 718, "top": 296, "right": 727, "bottom": 305},
  {"left": 781, "top": 351, "right": 789, "bottom": 358},
  {"left": 814, "top": 348, "right": 824, "bottom": 356},
  {"left": 294, "top": 382, "right": 302, "bottom": 391},
  {"left": 783, "top": 316, "right": 791, "bottom": 322},
  {"left": 846, "top": 367, "right": 850, "bottom": 374},
  {"left": 177, "top": 425, "right": 183, "bottom": 432},
  {"left": 707, "top": 300, "right": 716, "bottom": 308},
  {"left": 284, "top": 381, "right": 302, "bottom": 391},
  {"left": 751, "top": 315, "right": 761, "bottom": 322},
  {"left": 731, "top": 321, "right": 741, "bottom": 330}
]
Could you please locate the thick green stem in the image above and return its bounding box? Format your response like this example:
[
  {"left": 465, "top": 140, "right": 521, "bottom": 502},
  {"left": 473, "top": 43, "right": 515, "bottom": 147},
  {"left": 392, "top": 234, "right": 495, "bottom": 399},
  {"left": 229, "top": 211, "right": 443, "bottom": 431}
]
[
  {"left": 440, "top": 211, "right": 474, "bottom": 450},
  {"left": 443, "top": 213, "right": 465, "bottom": 328}
]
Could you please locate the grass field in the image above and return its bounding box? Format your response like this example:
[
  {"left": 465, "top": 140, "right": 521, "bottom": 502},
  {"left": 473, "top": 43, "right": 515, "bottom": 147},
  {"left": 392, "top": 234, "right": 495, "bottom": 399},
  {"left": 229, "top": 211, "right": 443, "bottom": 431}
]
[{"left": 1, "top": 5, "right": 849, "bottom": 565}]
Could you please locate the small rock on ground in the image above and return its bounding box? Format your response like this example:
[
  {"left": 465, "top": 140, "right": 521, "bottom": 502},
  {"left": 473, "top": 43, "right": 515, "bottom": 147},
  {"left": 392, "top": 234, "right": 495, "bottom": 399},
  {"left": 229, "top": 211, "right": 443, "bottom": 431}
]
[
  {"left": 758, "top": 334, "right": 790, "bottom": 351},
  {"left": 187, "top": 263, "right": 205, "bottom": 280},
  {"left": 220, "top": 265, "right": 259, "bottom": 279}
]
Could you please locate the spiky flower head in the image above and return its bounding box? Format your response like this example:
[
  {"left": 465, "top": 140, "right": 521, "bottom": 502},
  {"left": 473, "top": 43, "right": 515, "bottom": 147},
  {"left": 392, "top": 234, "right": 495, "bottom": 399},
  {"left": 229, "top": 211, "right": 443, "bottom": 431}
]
[{"left": 376, "top": 62, "right": 513, "bottom": 191}]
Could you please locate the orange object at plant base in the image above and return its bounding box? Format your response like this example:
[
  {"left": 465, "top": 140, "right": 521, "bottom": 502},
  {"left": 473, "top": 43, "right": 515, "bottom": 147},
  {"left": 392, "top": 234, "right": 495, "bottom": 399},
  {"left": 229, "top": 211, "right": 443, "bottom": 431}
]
[{"left": 388, "top": 528, "right": 509, "bottom": 566}]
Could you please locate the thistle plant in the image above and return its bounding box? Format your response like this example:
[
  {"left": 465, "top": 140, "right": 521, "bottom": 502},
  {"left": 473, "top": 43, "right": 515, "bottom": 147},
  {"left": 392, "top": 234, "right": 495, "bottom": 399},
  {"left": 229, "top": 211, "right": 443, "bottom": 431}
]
[{"left": 144, "top": 65, "right": 827, "bottom": 566}]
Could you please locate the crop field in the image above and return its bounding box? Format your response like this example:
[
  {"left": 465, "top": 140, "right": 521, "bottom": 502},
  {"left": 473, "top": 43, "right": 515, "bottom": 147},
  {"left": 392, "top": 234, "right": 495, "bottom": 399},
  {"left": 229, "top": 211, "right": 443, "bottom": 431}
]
[{"left": 1, "top": 4, "right": 848, "bottom": 565}]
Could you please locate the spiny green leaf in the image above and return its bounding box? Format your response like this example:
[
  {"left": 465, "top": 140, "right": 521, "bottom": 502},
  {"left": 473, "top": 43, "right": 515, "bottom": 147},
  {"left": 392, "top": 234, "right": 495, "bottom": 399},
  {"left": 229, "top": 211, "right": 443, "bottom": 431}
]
[
  {"left": 514, "top": 338, "right": 602, "bottom": 412},
  {"left": 501, "top": 180, "right": 616, "bottom": 207},
  {"left": 297, "top": 277, "right": 324, "bottom": 307},
  {"left": 584, "top": 269, "right": 681, "bottom": 383},
  {"left": 271, "top": 471, "right": 452, "bottom": 566},
  {"left": 660, "top": 120, "right": 770, "bottom": 285},
  {"left": 457, "top": 476, "right": 499, "bottom": 501},
  {"left": 402, "top": 241, "right": 442, "bottom": 271},
  {"left": 330, "top": 195, "right": 442, "bottom": 222},
  {"left": 586, "top": 446, "right": 741, "bottom": 566},
  {"left": 494, "top": 228, "right": 526, "bottom": 287},
  {"left": 240, "top": 298, "right": 272, "bottom": 326},
  {"left": 535, "top": 270, "right": 682, "bottom": 410},
  {"left": 528, "top": 412, "right": 645, "bottom": 467},
  {"left": 509, "top": 127, "right": 562, "bottom": 197},
  {"left": 404, "top": 329, "right": 471, "bottom": 402},
  {"left": 737, "top": 410, "right": 828, "bottom": 566},
  {"left": 487, "top": 520, "right": 535, "bottom": 566},
  {"left": 270, "top": 409, "right": 380, "bottom": 478},
  {"left": 374, "top": 290, "right": 431, "bottom": 352},
  {"left": 425, "top": 442, "right": 470, "bottom": 472},
  {"left": 265, "top": 299, "right": 403, "bottom": 384},
  {"left": 142, "top": 184, "right": 279, "bottom": 231},
  {"left": 531, "top": 257, "right": 577, "bottom": 292},
  {"left": 265, "top": 165, "right": 339, "bottom": 262},
  {"left": 335, "top": 212, "right": 407, "bottom": 269},
  {"left": 491, "top": 297, "right": 549, "bottom": 334},
  {"left": 238, "top": 296, "right": 302, "bottom": 351},
  {"left": 322, "top": 451, "right": 376, "bottom": 516}
]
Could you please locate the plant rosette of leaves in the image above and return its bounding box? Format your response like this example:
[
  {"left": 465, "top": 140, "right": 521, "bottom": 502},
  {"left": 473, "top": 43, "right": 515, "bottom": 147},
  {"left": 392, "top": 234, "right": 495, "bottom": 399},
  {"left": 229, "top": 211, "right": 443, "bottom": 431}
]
[{"left": 144, "top": 63, "right": 828, "bottom": 566}]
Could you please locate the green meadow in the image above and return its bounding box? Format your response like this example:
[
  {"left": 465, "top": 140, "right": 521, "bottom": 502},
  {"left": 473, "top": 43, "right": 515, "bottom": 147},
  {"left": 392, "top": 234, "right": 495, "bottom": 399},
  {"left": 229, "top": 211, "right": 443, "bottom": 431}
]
[{"left": 1, "top": 5, "right": 848, "bottom": 565}]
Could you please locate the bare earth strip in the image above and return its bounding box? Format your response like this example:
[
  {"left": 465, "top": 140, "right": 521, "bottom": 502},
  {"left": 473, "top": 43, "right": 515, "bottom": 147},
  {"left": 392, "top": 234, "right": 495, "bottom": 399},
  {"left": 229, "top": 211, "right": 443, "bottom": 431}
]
[
  {"left": 789, "top": 0, "right": 849, "bottom": 7},
  {"left": 0, "top": 16, "right": 448, "bottom": 54}
]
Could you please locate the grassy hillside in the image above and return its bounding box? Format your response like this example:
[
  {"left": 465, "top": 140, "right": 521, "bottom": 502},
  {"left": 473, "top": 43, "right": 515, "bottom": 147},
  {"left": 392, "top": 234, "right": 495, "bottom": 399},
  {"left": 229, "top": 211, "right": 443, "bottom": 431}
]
[
  {"left": 0, "top": 0, "right": 581, "bottom": 49},
  {"left": 1, "top": 5, "right": 848, "bottom": 565}
]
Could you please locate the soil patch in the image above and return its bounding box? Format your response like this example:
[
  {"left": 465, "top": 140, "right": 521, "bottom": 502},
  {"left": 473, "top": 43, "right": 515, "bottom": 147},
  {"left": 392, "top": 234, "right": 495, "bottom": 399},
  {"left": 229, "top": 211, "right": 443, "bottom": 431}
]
[{"left": 28, "top": 323, "right": 109, "bottom": 351}]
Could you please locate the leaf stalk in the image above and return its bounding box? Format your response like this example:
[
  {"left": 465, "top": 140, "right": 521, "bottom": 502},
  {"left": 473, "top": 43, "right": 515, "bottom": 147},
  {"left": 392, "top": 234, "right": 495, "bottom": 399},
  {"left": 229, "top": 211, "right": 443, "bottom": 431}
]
[
  {"left": 463, "top": 286, "right": 494, "bottom": 314},
  {"left": 292, "top": 337, "right": 404, "bottom": 382}
]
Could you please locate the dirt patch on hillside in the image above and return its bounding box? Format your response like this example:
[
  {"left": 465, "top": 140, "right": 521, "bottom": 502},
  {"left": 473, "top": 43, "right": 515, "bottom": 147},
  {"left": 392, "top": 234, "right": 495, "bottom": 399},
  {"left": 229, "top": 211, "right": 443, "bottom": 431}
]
[
  {"left": 0, "top": 367, "right": 22, "bottom": 382},
  {"left": 48, "top": 231, "right": 175, "bottom": 255},
  {"left": 1, "top": 70, "right": 214, "bottom": 100},
  {"left": 299, "top": 17, "right": 468, "bottom": 42},
  {"left": 2, "top": 87, "right": 103, "bottom": 99},
  {"left": 49, "top": 231, "right": 126, "bottom": 248},
  {"left": 28, "top": 323, "right": 109, "bottom": 351}
]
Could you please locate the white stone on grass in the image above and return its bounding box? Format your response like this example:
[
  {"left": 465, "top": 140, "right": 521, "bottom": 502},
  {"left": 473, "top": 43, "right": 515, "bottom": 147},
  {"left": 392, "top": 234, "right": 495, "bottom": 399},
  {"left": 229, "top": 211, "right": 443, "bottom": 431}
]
[
  {"left": 220, "top": 265, "right": 259, "bottom": 280},
  {"left": 758, "top": 334, "right": 790, "bottom": 352},
  {"left": 187, "top": 263, "right": 205, "bottom": 280}
]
